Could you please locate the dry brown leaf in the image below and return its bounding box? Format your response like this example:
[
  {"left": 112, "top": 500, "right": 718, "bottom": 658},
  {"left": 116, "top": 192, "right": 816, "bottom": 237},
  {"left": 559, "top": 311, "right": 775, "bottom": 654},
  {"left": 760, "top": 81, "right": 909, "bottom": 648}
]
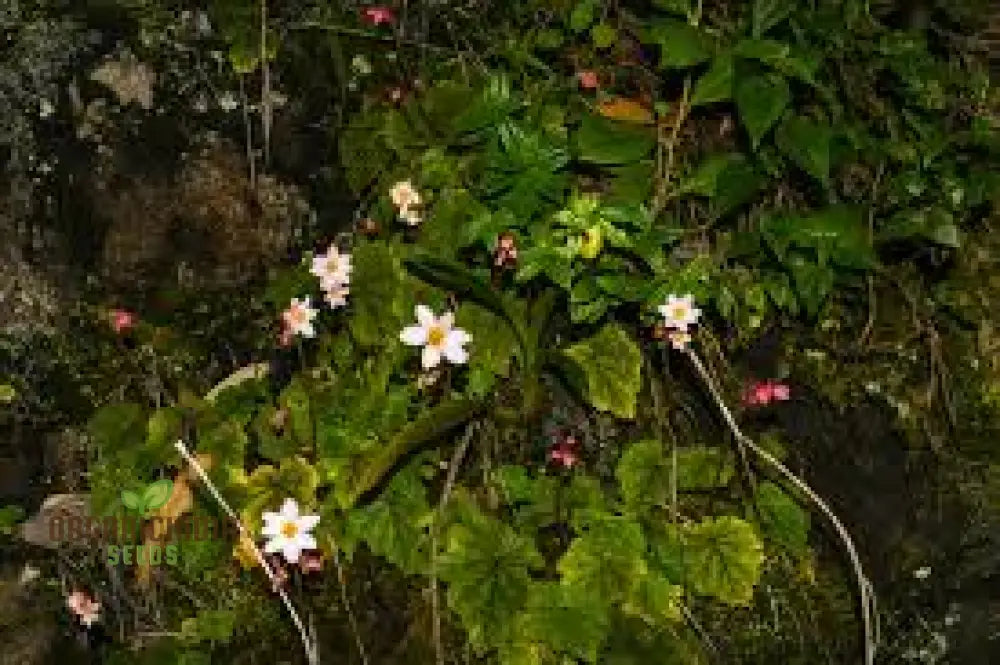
[{"left": 596, "top": 97, "right": 654, "bottom": 125}]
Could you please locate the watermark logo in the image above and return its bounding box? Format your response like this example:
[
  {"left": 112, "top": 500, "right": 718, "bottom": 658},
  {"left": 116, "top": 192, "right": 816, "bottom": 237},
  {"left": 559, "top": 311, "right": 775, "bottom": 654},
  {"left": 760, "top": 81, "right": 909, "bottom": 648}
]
[{"left": 120, "top": 479, "right": 173, "bottom": 517}]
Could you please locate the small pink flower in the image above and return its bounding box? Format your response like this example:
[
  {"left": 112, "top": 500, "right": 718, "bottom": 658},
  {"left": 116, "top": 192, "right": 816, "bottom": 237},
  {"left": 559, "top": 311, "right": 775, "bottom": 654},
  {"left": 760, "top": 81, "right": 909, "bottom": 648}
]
[
  {"left": 66, "top": 590, "right": 100, "bottom": 627},
  {"left": 266, "top": 554, "right": 289, "bottom": 591},
  {"left": 361, "top": 6, "right": 396, "bottom": 26},
  {"left": 577, "top": 70, "right": 599, "bottom": 90},
  {"left": 111, "top": 308, "right": 135, "bottom": 334},
  {"left": 548, "top": 435, "right": 580, "bottom": 468},
  {"left": 742, "top": 380, "right": 791, "bottom": 406}
]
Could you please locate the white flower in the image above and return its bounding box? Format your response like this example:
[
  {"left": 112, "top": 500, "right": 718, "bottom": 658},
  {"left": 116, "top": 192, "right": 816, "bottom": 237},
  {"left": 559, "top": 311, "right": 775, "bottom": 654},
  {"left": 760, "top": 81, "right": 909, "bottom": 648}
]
[
  {"left": 390, "top": 180, "right": 422, "bottom": 212},
  {"left": 400, "top": 305, "right": 472, "bottom": 370},
  {"left": 658, "top": 294, "right": 701, "bottom": 331},
  {"left": 400, "top": 206, "right": 423, "bottom": 226},
  {"left": 322, "top": 283, "right": 350, "bottom": 309},
  {"left": 281, "top": 296, "right": 318, "bottom": 338},
  {"left": 913, "top": 566, "right": 932, "bottom": 580},
  {"left": 261, "top": 498, "right": 320, "bottom": 565},
  {"left": 310, "top": 244, "right": 352, "bottom": 289}
]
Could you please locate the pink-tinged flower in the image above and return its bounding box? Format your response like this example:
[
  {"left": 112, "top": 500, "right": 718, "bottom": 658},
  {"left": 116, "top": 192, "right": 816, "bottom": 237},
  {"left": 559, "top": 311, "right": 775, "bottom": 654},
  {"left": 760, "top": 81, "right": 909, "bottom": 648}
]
[
  {"left": 577, "top": 70, "right": 599, "bottom": 90},
  {"left": 494, "top": 232, "right": 518, "bottom": 268},
  {"left": 548, "top": 435, "right": 580, "bottom": 468},
  {"left": 299, "top": 550, "right": 323, "bottom": 574},
  {"left": 658, "top": 294, "right": 701, "bottom": 331},
  {"left": 111, "top": 308, "right": 135, "bottom": 333},
  {"left": 66, "top": 590, "right": 100, "bottom": 627},
  {"left": 280, "top": 296, "right": 318, "bottom": 339},
  {"left": 361, "top": 6, "right": 396, "bottom": 26},
  {"left": 742, "top": 380, "right": 791, "bottom": 406}
]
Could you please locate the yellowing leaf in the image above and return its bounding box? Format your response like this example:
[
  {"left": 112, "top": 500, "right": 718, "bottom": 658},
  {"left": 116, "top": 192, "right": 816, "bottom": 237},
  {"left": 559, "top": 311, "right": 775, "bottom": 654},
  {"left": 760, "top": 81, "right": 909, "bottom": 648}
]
[{"left": 596, "top": 98, "right": 654, "bottom": 125}]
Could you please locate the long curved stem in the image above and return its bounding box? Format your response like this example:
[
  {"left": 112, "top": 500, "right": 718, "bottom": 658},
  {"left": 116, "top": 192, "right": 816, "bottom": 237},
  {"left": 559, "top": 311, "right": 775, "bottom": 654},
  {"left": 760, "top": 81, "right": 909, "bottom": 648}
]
[
  {"left": 683, "top": 350, "right": 878, "bottom": 665},
  {"left": 174, "top": 440, "right": 319, "bottom": 665}
]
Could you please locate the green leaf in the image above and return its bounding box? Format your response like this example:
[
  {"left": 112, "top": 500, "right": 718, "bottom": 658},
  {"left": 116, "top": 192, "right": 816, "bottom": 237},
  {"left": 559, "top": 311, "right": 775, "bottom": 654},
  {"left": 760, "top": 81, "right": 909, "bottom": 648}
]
[
  {"left": 181, "top": 609, "right": 237, "bottom": 644},
  {"left": 510, "top": 583, "right": 610, "bottom": 663},
  {"left": 570, "top": 0, "right": 598, "bottom": 32},
  {"left": 649, "top": 19, "right": 712, "bottom": 69},
  {"left": 0, "top": 504, "right": 26, "bottom": 535},
  {"left": 882, "top": 207, "right": 961, "bottom": 249},
  {"left": 121, "top": 490, "right": 143, "bottom": 512},
  {"left": 575, "top": 113, "right": 656, "bottom": 166},
  {"left": 339, "top": 398, "right": 480, "bottom": 508},
  {"left": 734, "top": 74, "right": 790, "bottom": 149},
  {"left": 591, "top": 22, "right": 617, "bottom": 48},
  {"left": 652, "top": 516, "right": 764, "bottom": 605},
  {"left": 563, "top": 324, "right": 642, "bottom": 419},
  {"left": 350, "top": 241, "right": 416, "bottom": 347},
  {"left": 142, "top": 479, "right": 174, "bottom": 512},
  {"left": 558, "top": 516, "right": 648, "bottom": 601},
  {"left": 146, "top": 408, "right": 183, "bottom": 462},
  {"left": 753, "top": 481, "right": 810, "bottom": 553},
  {"left": 776, "top": 114, "right": 831, "bottom": 182},
  {"left": 439, "top": 500, "right": 543, "bottom": 651},
  {"left": 691, "top": 55, "right": 734, "bottom": 106},
  {"left": 342, "top": 461, "right": 433, "bottom": 575},
  {"left": 623, "top": 572, "right": 684, "bottom": 625},
  {"left": 616, "top": 440, "right": 670, "bottom": 513},
  {"left": 676, "top": 447, "right": 735, "bottom": 490},
  {"left": 88, "top": 403, "right": 146, "bottom": 461},
  {"left": 679, "top": 153, "right": 743, "bottom": 197},
  {"left": 752, "top": 0, "right": 793, "bottom": 37},
  {"left": 456, "top": 301, "right": 520, "bottom": 398},
  {"left": 0, "top": 383, "right": 16, "bottom": 403}
]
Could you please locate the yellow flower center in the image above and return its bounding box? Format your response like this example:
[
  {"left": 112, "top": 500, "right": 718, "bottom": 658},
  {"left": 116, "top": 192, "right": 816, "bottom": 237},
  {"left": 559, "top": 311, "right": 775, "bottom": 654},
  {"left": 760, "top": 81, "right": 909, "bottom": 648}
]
[
  {"left": 281, "top": 521, "right": 299, "bottom": 539},
  {"left": 427, "top": 325, "right": 446, "bottom": 347},
  {"left": 671, "top": 305, "right": 688, "bottom": 320},
  {"left": 326, "top": 256, "right": 339, "bottom": 273},
  {"left": 291, "top": 308, "right": 306, "bottom": 324}
]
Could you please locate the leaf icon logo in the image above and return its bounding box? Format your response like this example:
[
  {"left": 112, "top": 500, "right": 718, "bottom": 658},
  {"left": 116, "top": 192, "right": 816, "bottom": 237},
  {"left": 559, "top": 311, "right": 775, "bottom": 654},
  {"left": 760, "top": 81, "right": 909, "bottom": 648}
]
[{"left": 121, "top": 479, "right": 174, "bottom": 516}]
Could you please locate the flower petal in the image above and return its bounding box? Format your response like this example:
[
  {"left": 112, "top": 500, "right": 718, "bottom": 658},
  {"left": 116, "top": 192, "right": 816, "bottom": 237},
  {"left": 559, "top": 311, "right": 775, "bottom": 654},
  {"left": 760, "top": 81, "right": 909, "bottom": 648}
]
[
  {"left": 297, "top": 514, "right": 320, "bottom": 533},
  {"left": 438, "top": 311, "right": 454, "bottom": 331},
  {"left": 264, "top": 536, "right": 285, "bottom": 554},
  {"left": 415, "top": 305, "right": 435, "bottom": 326},
  {"left": 281, "top": 541, "right": 303, "bottom": 564},
  {"left": 421, "top": 345, "right": 442, "bottom": 369},
  {"left": 400, "top": 324, "right": 427, "bottom": 346},
  {"left": 280, "top": 498, "right": 299, "bottom": 520},
  {"left": 296, "top": 533, "right": 317, "bottom": 552}
]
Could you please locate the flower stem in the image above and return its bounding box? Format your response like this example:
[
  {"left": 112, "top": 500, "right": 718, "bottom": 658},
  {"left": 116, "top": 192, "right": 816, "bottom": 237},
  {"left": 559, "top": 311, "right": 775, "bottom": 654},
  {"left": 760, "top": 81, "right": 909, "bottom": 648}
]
[
  {"left": 173, "top": 439, "right": 319, "bottom": 665},
  {"left": 683, "top": 350, "right": 878, "bottom": 665}
]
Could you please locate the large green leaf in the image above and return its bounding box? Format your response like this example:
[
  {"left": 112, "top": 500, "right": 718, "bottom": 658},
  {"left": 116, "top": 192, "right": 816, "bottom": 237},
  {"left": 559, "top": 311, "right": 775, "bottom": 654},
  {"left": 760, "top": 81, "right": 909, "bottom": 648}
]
[
  {"left": 456, "top": 301, "right": 520, "bottom": 398},
  {"left": 575, "top": 114, "right": 656, "bottom": 166},
  {"left": 508, "top": 583, "right": 610, "bottom": 664},
  {"left": 563, "top": 324, "right": 642, "bottom": 419},
  {"left": 341, "top": 461, "right": 434, "bottom": 575},
  {"left": 652, "top": 516, "right": 764, "bottom": 605},
  {"left": 691, "top": 55, "right": 734, "bottom": 106},
  {"left": 349, "top": 241, "right": 417, "bottom": 347},
  {"left": 439, "top": 499, "right": 544, "bottom": 651},
  {"left": 338, "top": 398, "right": 481, "bottom": 507},
  {"left": 558, "top": 516, "right": 648, "bottom": 600},
  {"left": 734, "top": 73, "right": 790, "bottom": 149},
  {"left": 648, "top": 19, "right": 712, "bottom": 69},
  {"left": 776, "top": 113, "right": 831, "bottom": 182}
]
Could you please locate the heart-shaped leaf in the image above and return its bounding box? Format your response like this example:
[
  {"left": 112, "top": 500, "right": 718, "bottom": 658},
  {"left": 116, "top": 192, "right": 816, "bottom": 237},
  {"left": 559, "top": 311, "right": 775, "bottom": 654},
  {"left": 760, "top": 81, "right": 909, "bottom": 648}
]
[
  {"left": 734, "top": 74, "right": 790, "bottom": 149},
  {"left": 691, "top": 55, "right": 734, "bottom": 106},
  {"left": 563, "top": 324, "right": 642, "bottom": 419},
  {"left": 121, "top": 489, "right": 143, "bottom": 512}
]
